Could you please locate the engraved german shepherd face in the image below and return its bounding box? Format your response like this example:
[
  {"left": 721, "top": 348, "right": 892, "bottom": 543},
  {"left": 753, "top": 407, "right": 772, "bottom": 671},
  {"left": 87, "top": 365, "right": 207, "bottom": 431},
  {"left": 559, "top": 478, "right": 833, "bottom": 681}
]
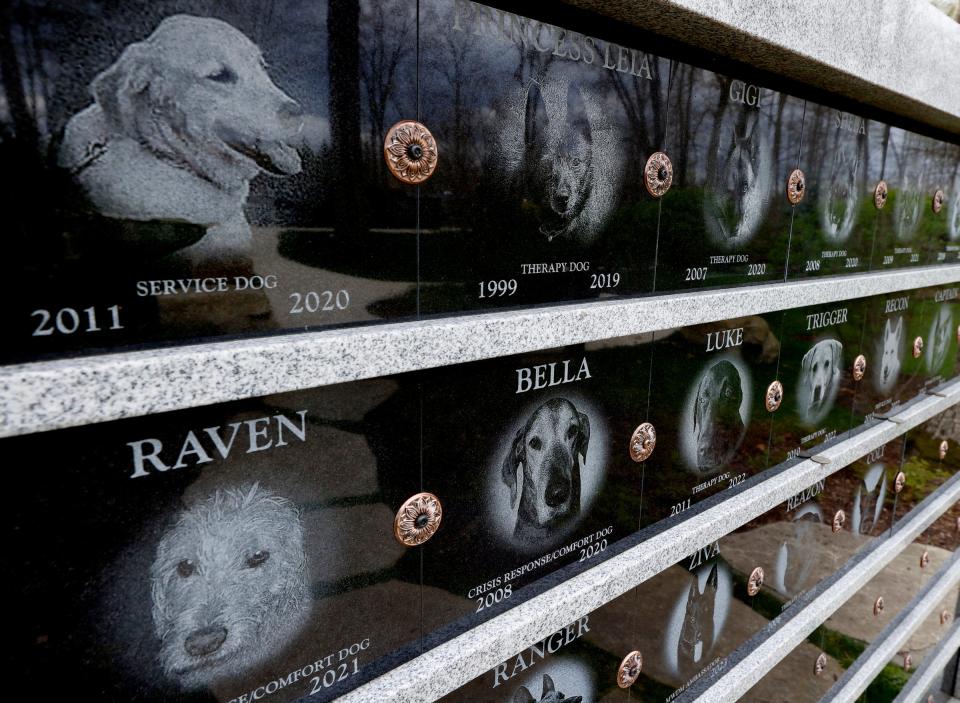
[
  {"left": 678, "top": 563, "right": 718, "bottom": 674},
  {"left": 852, "top": 464, "right": 887, "bottom": 535},
  {"left": 524, "top": 82, "right": 594, "bottom": 242},
  {"left": 876, "top": 316, "right": 903, "bottom": 393},
  {"left": 822, "top": 148, "right": 859, "bottom": 243},
  {"left": 928, "top": 306, "right": 952, "bottom": 373},
  {"left": 704, "top": 112, "right": 768, "bottom": 245},
  {"left": 512, "top": 674, "right": 582, "bottom": 703},
  {"left": 693, "top": 360, "right": 745, "bottom": 471}
]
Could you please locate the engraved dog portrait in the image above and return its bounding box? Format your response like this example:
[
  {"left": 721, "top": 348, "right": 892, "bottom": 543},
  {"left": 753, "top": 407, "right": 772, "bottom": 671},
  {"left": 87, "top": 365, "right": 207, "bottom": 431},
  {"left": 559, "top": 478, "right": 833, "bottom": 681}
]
[
  {"left": 894, "top": 175, "right": 923, "bottom": 243},
  {"left": 820, "top": 146, "right": 860, "bottom": 243},
  {"left": 691, "top": 360, "right": 747, "bottom": 471},
  {"left": 949, "top": 189, "right": 960, "bottom": 241},
  {"left": 511, "top": 674, "right": 582, "bottom": 703},
  {"left": 677, "top": 562, "right": 717, "bottom": 676},
  {"left": 927, "top": 305, "right": 953, "bottom": 374},
  {"left": 874, "top": 316, "right": 904, "bottom": 394},
  {"left": 59, "top": 15, "right": 304, "bottom": 260},
  {"left": 851, "top": 464, "right": 887, "bottom": 535},
  {"left": 797, "top": 339, "right": 842, "bottom": 426},
  {"left": 501, "top": 398, "right": 591, "bottom": 546},
  {"left": 150, "top": 484, "right": 308, "bottom": 688},
  {"left": 773, "top": 501, "right": 823, "bottom": 596},
  {"left": 704, "top": 108, "right": 773, "bottom": 248},
  {"left": 497, "top": 69, "right": 623, "bottom": 246}
]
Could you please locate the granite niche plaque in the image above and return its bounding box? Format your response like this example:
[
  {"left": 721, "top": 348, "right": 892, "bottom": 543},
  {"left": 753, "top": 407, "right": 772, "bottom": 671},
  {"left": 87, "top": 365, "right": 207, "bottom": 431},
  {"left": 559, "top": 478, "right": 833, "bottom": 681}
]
[
  {"left": 2, "top": 0, "right": 418, "bottom": 364},
  {"left": 5, "top": 380, "right": 421, "bottom": 702},
  {"left": 417, "top": 0, "right": 670, "bottom": 314},
  {"left": 768, "top": 297, "right": 866, "bottom": 467},
  {"left": 655, "top": 64, "right": 804, "bottom": 291},
  {"left": 640, "top": 314, "right": 781, "bottom": 526},
  {"left": 420, "top": 336, "right": 651, "bottom": 639},
  {"left": 786, "top": 105, "right": 876, "bottom": 279}
]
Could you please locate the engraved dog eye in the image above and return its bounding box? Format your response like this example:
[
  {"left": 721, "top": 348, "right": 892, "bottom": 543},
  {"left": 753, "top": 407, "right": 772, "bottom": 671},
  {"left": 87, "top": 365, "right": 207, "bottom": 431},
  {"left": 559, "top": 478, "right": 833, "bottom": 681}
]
[
  {"left": 246, "top": 550, "right": 270, "bottom": 568},
  {"left": 177, "top": 559, "right": 195, "bottom": 578},
  {"left": 206, "top": 65, "right": 238, "bottom": 84},
  {"left": 528, "top": 436, "right": 542, "bottom": 451}
]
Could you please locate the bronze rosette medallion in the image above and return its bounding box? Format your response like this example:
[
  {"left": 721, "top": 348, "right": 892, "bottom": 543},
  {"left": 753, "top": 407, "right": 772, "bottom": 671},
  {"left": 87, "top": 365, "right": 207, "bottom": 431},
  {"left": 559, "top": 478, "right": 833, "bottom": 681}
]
[
  {"left": 853, "top": 354, "right": 867, "bottom": 381},
  {"left": 629, "top": 422, "right": 657, "bottom": 462},
  {"left": 787, "top": 169, "right": 806, "bottom": 205},
  {"left": 643, "top": 151, "right": 673, "bottom": 198},
  {"left": 394, "top": 492, "right": 443, "bottom": 546},
  {"left": 874, "top": 181, "right": 888, "bottom": 209},
  {"left": 384, "top": 120, "right": 438, "bottom": 185},
  {"left": 617, "top": 650, "right": 643, "bottom": 688},
  {"left": 765, "top": 380, "right": 783, "bottom": 412}
]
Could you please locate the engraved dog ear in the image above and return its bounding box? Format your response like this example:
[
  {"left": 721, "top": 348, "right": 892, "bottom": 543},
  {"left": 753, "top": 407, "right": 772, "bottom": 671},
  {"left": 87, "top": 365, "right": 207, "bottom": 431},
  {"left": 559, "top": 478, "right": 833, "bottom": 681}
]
[
  {"left": 542, "top": 674, "right": 557, "bottom": 696},
  {"left": 828, "top": 339, "right": 842, "bottom": 368},
  {"left": 893, "top": 316, "right": 904, "bottom": 341},
  {"left": 705, "top": 562, "right": 719, "bottom": 593},
  {"left": 524, "top": 81, "right": 548, "bottom": 153},
  {"left": 575, "top": 411, "right": 591, "bottom": 465},
  {"left": 92, "top": 42, "right": 161, "bottom": 134},
  {"left": 565, "top": 82, "right": 592, "bottom": 145},
  {"left": 512, "top": 686, "right": 535, "bottom": 703},
  {"left": 801, "top": 345, "right": 815, "bottom": 373},
  {"left": 502, "top": 427, "right": 525, "bottom": 506}
]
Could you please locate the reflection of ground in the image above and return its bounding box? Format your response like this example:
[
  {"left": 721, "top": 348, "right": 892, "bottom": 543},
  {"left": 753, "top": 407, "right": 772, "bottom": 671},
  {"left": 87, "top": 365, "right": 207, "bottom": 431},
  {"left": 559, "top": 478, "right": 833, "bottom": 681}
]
[{"left": 155, "top": 227, "right": 413, "bottom": 331}]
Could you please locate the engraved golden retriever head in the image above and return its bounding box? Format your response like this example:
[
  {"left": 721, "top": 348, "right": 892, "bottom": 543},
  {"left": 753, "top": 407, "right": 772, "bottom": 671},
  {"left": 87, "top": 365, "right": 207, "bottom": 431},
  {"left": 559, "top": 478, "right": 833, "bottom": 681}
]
[{"left": 91, "top": 15, "right": 303, "bottom": 192}]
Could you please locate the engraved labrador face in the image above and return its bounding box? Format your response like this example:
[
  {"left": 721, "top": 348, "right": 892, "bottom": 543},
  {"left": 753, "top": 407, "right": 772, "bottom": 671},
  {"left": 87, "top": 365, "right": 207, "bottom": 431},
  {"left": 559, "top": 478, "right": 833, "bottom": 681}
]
[
  {"left": 774, "top": 502, "right": 823, "bottom": 596},
  {"left": 693, "top": 360, "right": 746, "bottom": 471},
  {"left": 798, "top": 339, "right": 842, "bottom": 426}
]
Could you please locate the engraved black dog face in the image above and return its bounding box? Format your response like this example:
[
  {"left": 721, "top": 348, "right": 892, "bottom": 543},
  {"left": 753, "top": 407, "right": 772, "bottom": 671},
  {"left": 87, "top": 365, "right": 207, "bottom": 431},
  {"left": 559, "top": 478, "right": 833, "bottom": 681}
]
[
  {"left": 502, "top": 398, "right": 590, "bottom": 544},
  {"left": 693, "top": 360, "right": 745, "bottom": 471},
  {"left": 677, "top": 562, "right": 718, "bottom": 676}
]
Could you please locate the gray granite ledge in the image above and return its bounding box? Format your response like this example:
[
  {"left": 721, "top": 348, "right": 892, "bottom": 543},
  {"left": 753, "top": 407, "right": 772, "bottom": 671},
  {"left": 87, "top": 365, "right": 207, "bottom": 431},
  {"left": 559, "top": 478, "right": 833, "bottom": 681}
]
[
  {"left": 3, "top": 265, "right": 959, "bottom": 438},
  {"left": 893, "top": 619, "right": 960, "bottom": 703},
  {"left": 563, "top": 0, "right": 960, "bottom": 136},
  {"left": 335, "top": 380, "right": 960, "bottom": 703},
  {"left": 688, "top": 468, "right": 960, "bottom": 702},
  {"left": 822, "top": 555, "right": 960, "bottom": 703}
]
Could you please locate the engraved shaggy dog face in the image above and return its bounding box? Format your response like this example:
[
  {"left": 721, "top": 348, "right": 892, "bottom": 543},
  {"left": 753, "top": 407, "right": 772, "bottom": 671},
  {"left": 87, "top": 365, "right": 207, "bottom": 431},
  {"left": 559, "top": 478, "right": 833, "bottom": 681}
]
[
  {"left": 151, "top": 484, "right": 307, "bottom": 688},
  {"left": 92, "top": 15, "right": 302, "bottom": 191},
  {"left": 693, "top": 360, "right": 745, "bottom": 471},
  {"left": 927, "top": 306, "right": 952, "bottom": 374}
]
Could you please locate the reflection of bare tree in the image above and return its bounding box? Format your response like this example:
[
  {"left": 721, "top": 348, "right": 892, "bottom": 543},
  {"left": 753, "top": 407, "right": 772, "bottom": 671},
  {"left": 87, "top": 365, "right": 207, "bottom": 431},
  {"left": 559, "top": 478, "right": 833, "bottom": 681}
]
[
  {"left": 359, "top": 1, "right": 414, "bottom": 170},
  {"left": 330, "top": 0, "right": 362, "bottom": 234},
  {"left": 0, "top": 6, "right": 43, "bottom": 151},
  {"left": 606, "top": 61, "right": 663, "bottom": 161}
]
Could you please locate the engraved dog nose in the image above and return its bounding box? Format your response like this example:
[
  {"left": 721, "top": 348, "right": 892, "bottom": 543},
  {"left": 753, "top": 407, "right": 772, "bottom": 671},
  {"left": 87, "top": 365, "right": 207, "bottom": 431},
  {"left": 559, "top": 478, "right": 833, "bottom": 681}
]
[
  {"left": 184, "top": 625, "right": 228, "bottom": 657},
  {"left": 545, "top": 476, "right": 570, "bottom": 508}
]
